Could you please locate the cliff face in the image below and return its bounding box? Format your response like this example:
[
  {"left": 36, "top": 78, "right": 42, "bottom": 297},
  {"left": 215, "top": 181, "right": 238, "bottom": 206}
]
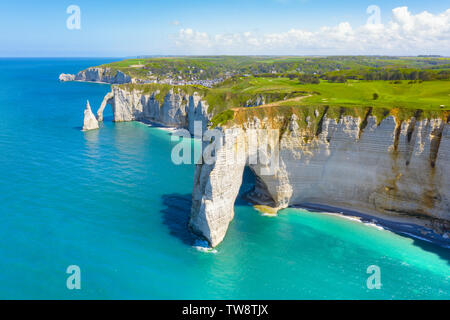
[
  {"left": 75, "top": 67, "right": 132, "bottom": 84},
  {"left": 59, "top": 73, "right": 75, "bottom": 81},
  {"left": 89, "top": 86, "right": 449, "bottom": 247},
  {"left": 190, "top": 113, "right": 449, "bottom": 247},
  {"left": 59, "top": 67, "right": 132, "bottom": 84},
  {"left": 96, "top": 86, "right": 211, "bottom": 134}
]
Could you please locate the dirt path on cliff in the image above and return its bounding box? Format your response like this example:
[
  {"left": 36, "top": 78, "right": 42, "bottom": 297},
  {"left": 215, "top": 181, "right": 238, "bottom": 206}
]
[{"left": 232, "top": 94, "right": 312, "bottom": 111}]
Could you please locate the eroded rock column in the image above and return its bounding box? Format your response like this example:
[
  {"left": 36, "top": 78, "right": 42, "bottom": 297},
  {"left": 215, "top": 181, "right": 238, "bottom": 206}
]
[
  {"left": 189, "top": 128, "right": 247, "bottom": 246},
  {"left": 82, "top": 100, "right": 99, "bottom": 131}
]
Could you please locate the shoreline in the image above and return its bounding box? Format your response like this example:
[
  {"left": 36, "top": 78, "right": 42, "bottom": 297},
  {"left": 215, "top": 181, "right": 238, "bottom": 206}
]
[
  {"left": 137, "top": 119, "right": 180, "bottom": 133},
  {"left": 60, "top": 78, "right": 122, "bottom": 85},
  {"left": 137, "top": 120, "right": 204, "bottom": 140},
  {"left": 293, "top": 202, "right": 450, "bottom": 248},
  {"left": 243, "top": 184, "right": 450, "bottom": 248},
  {"left": 109, "top": 119, "right": 450, "bottom": 249},
  {"left": 71, "top": 74, "right": 449, "bottom": 250}
]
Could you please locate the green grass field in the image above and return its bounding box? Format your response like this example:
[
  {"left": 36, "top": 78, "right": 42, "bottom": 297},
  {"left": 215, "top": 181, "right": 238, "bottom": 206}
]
[
  {"left": 207, "top": 77, "right": 449, "bottom": 127},
  {"left": 110, "top": 56, "right": 449, "bottom": 127},
  {"left": 231, "top": 77, "right": 450, "bottom": 111},
  {"left": 119, "top": 77, "right": 450, "bottom": 112},
  {"left": 100, "top": 55, "right": 450, "bottom": 83},
  {"left": 120, "top": 76, "right": 449, "bottom": 129}
]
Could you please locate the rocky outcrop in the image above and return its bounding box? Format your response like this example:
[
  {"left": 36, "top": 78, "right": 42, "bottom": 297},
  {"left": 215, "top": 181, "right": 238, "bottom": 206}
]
[
  {"left": 59, "top": 67, "right": 132, "bottom": 84},
  {"left": 82, "top": 100, "right": 99, "bottom": 131},
  {"left": 190, "top": 113, "right": 450, "bottom": 247},
  {"left": 188, "top": 93, "right": 210, "bottom": 138},
  {"left": 83, "top": 84, "right": 450, "bottom": 248},
  {"left": 245, "top": 95, "right": 265, "bottom": 107},
  {"left": 190, "top": 128, "right": 248, "bottom": 246},
  {"left": 75, "top": 67, "right": 132, "bottom": 84},
  {"left": 59, "top": 73, "right": 75, "bottom": 81},
  {"left": 95, "top": 86, "right": 211, "bottom": 134}
]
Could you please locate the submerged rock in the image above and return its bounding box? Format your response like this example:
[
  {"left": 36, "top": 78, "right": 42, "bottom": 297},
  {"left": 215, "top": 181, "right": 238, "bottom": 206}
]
[{"left": 82, "top": 100, "right": 99, "bottom": 131}]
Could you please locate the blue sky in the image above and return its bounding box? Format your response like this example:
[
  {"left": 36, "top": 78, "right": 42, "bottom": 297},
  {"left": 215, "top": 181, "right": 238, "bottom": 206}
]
[{"left": 0, "top": 0, "right": 449, "bottom": 56}]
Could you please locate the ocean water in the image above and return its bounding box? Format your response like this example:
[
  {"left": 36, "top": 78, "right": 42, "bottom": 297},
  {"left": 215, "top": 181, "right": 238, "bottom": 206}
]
[{"left": 0, "top": 58, "right": 448, "bottom": 299}]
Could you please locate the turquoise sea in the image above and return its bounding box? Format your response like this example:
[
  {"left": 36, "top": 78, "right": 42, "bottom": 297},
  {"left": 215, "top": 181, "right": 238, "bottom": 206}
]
[{"left": 0, "top": 58, "right": 448, "bottom": 299}]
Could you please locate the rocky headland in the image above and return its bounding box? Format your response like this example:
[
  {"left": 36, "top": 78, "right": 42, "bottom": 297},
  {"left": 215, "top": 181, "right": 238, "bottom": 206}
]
[
  {"left": 190, "top": 108, "right": 449, "bottom": 246},
  {"left": 60, "top": 67, "right": 132, "bottom": 84},
  {"left": 83, "top": 84, "right": 211, "bottom": 136},
  {"left": 79, "top": 81, "right": 449, "bottom": 248}
]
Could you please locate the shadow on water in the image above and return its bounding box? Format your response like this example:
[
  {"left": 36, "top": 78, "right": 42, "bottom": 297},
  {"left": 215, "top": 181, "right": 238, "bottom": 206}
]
[
  {"left": 160, "top": 168, "right": 256, "bottom": 246},
  {"left": 160, "top": 193, "right": 197, "bottom": 246},
  {"left": 235, "top": 167, "right": 257, "bottom": 206},
  {"left": 159, "top": 168, "right": 450, "bottom": 267},
  {"left": 102, "top": 115, "right": 114, "bottom": 122},
  {"left": 409, "top": 238, "right": 450, "bottom": 264}
]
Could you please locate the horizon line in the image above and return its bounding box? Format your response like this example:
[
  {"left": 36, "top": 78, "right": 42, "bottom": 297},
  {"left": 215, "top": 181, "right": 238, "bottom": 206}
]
[{"left": 0, "top": 54, "right": 448, "bottom": 58}]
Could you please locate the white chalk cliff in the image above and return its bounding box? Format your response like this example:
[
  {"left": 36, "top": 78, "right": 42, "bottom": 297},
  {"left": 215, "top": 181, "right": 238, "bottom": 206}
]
[
  {"left": 82, "top": 100, "right": 99, "bottom": 131},
  {"left": 59, "top": 67, "right": 132, "bottom": 84},
  {"left": 96, "top": 86, "right": 210, "bottom": 135},
  {"left": 59, "top": 73, "right": 75, "bottom": 81},
  {"left": 190, "top": 113, "right": 450, "bottom": 246},
  {"left": 88, "top": 86, "right": 449, "bottom": 247}
]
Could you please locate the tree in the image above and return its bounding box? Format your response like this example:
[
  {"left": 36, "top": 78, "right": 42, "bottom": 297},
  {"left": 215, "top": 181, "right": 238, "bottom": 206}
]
[
  {"left": 298, "top": 74, "right": 320, "bottom": 84},
  {"left": 328, "top": 75, "right": 347, "bottom": 83},
  {"left": 419, "top": 71, "right": 432, "bottom": 81}
]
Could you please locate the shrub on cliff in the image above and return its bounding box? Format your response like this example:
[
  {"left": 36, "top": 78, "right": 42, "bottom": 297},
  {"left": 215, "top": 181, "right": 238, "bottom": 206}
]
[{"left": 210, "top": 110, "right": 235, "bottom": 128}]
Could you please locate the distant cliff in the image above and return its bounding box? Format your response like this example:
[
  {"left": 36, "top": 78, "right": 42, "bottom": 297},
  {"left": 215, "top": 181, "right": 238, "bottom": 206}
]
[
  {"left": 60, "top": 67, "right": 132, "bottom": 84},
  {"left": 93, "top": 85, "right": 211, "bottom": 135}
]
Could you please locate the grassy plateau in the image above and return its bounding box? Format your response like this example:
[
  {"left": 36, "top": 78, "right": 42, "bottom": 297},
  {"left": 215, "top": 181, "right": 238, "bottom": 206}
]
[{"left": 93, "top": 56, "right": 449, "bottom": 127}]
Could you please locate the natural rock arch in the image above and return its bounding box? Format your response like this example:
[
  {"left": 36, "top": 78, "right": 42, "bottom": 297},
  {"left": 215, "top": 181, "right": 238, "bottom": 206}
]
[
  {"left": 189, "top": 126, "right": 290, "bottom": 247},
  {"left": 97, "top": 91, "right": 114, "bottom": 122},
  {"left": 189, "top": 116, "right": 450, "bottom": 247}
]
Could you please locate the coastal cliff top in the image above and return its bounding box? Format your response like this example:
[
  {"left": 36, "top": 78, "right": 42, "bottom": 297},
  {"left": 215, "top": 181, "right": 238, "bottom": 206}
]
[
  {"left": 87, "top": 56, "right": 449, "bottom": 127},
  {"left": 96, "top": 55, "right": 450, "bottom": 83},
  {"left": 116, "top": 75, "right": 449, "bottom": 127}
]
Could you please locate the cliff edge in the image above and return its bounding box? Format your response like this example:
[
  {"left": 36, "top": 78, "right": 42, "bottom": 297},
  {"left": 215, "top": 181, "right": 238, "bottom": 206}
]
[
  {"left": 81, "top": 83, "right": 449, "bottom": 248},
  {"left": 87, "top": 85, "right": 211, "bottom": 135},
  {"left": 190, "top": 108, "right": 449, "bottom": 247},
  {"left": 59, "top": 67, "right": 132, "bottom": 84}
]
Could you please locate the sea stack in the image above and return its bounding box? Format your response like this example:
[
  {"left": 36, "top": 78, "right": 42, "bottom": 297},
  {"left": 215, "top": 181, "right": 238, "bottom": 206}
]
[{"left": 82, "top": 100, "right": 99, "bottom": 131}]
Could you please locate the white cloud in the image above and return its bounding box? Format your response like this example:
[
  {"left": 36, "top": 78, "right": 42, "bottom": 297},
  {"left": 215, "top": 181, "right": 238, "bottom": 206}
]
[
  {"left": 173, "top": 7, "right": 450, "bottom": 55},
  {"left": 176, "top": 28, "right": 211, "bottom": 48}
]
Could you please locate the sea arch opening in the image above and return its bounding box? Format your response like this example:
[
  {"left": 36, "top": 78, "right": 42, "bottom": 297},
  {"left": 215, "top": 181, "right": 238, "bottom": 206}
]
[{"left": 96, "top": 91, "right": 114, "bottom": 122}]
